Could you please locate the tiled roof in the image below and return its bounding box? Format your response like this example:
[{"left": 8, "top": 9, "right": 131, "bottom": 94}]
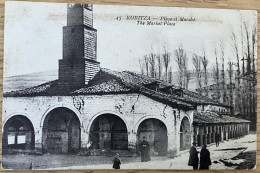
[
  {"left": 3, "top": 69, "right": 133, "bottom": 97},
  {"left": 3, "top": 80, "right": 60, "bottom": 96},
  {"left": 121, "top": 71, "right": 230, "bottom": 108},
  {"left": 73, "top": 79, "right": 131, "bottom": 94},
  {"left": 194, "top": 111, "right": 250, "bottom": 124},
  {"left": 3, "top": 68, "right": 229, "bottom": 109}
]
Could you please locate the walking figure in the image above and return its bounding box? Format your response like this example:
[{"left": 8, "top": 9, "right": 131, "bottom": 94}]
[
  {"left": 188, "top": 142, "right": 199, "bottom": 170},
  {"left": 199, "top": 144, "right": 211, "bottom": 170},
  {"left": 112, "top": 153, "right": 121, "bottom": 169},
  {"left": 139, "top": 136, "right": 151, "bottom": 162},
  {"left": 215, "top": 133, "right": 220, "bottom": 147}
]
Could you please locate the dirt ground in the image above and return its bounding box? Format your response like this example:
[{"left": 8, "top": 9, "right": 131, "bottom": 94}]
[
  {"left": 1, "top": 133, "right": 256, "bottom": 170},
  {"left": 2, "top": 154, "right": 170, "bottom": 170}
]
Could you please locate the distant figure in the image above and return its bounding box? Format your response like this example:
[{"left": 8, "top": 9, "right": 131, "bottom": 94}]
[
  {"left": 139, "top": 137, "right": 151, "bottom": 162},
  {"left": 215, "top": 133, "right": 220, "bottom": 147},
  {"left": 199, "top": 144, "right": 211, "bottom": 170},
  {"left": 112, "top": 153, "right": 121, "bottom": 169},
  {"left": 188, "top": 142, "right": 199, "bottom": 170}
]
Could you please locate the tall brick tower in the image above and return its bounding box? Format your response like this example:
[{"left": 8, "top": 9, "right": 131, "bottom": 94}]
[{"left": 59, "top": 4, "right": 100, "bottom": 88}]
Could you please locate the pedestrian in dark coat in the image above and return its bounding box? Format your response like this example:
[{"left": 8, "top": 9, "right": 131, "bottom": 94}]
[
  {"left": 215, "top": 133, "right": 220, "bottom": 147},
  {"left": 139, "top": 137, "right": 151, "bottom": 162},
  {"left": 188, "top": 142, "right": 199, "bottom": 170},
  {"left": 112, "top": 153, "right": 121, "bottom": 169},
  {"left": 199, "top": 144, "right": 211, "bottom": 170}
]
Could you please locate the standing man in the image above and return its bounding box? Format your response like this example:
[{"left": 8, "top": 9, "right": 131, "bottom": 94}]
[
  {"left": 112, "top": 153, "right": 121, "bottom": 169},
  {"left": 215, "top": 133, "right": 220, "bottom": 147},
  {"left": 139, "top": 137, "right": 151, "bottom": 162},
  {"left": 199, "top": 144, "right": 211, "bottom": 170},
  {"left": 188, "top": 142, "right": 199, "bottom": 170}
]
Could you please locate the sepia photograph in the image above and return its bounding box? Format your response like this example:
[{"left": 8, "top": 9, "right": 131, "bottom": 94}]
[{"left": 1, "top": 1, "right": 257, "bottom": 170}]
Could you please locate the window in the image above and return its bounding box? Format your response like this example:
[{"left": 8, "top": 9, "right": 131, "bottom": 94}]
[{"left": 173, "top": 89, "right": 183, "bottom": 97}]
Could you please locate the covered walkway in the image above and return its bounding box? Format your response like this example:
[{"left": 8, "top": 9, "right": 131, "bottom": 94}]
[{"left": 193, "top": 111, "right": 250, "bottom": 146}]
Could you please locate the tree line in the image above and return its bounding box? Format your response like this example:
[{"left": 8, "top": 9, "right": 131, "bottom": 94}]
[
  {"left": 139, "top": 45, "right": 210, "bottom": 90},
  {"left": 138, "top": 14, "right": 257, "bottom": 130}
]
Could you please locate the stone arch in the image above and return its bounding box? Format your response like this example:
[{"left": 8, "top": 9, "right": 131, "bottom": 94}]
[
  {"left": 2, "top": 112, "right": 33, "bottom": 131},
  {"left": 40, "top": 103, "right": 83, "bottom": 128},
  {"left": 136, "top": 117, "right": 168, "bottom": 156},
  {"left": 86, "top": 111, "right": 130, "bottom": 134},
  {"left": 88, "top": 113, "right": 128, "bottom": 150},
  {"left": 2, "top": 115, "right": 35, "bottom": 151},
  {"left": 134, "top": 116, "right": 169, "bottom": 134},
  {"left": 177, "top": 115, "right": 192, "bottom": 136},
  {"left": 42, "top": 107, "right": 81, "bottom": 153},
  {"left": 180, "top": 116, "right": 191, "bottom": 150}
]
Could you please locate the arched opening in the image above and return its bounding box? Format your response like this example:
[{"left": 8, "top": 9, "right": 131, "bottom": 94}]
[
  {"left": 2, "top": 115, "right": 35, "bottom": 151},
  {"left": 137, "top": 118, "right": 168, "bottom": 156},
  {"left": 42, "top": 107, "right": 81, "bottom": 153},
  {"left": 180, "top": 117, "right": 191, "bottom": 150},
  {"left": 89, "top": 114, "right": 128, "bottom": 150}
]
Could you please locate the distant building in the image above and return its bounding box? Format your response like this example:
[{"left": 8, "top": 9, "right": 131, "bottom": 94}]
[
  {"left": 196, "top": 82, "right": 237, "bottom": 111},
  {"left": 2, "top": 4, "right": 250, "bottom": 156}
]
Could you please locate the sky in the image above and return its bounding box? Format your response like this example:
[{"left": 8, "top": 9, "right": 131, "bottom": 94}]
[{"left": 4, "top": 1, "right": 257, "bottom": 77}]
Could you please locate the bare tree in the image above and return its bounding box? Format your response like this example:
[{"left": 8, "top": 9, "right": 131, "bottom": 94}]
[
  {"left": 231, "top": 32, "right": 243, "bottom": 112},
  {"left": 168, "top": 66, "right": 173, "bottom": 83},
  {"left": 162, "top": 46, "right": 171, "bottom": 82},
  {"left": 252, "top": 24, "right": 257, "bottom": 77},
  {"left": 174, "top": 45, "right": 189, "bottom": 88},
  {"left": 231, "top": 32, "right": 240, "bottom": 76},
  {"left": 192, "top": 53, "right": 202, "bottom": 88},
  {"left": 243, "top": 21, "right": 251, "bottom": 75},
  {"left": 220, "top": 40, "right": 227, "bottom": 104},
  {"left": 240, "top": 22, "right": 247, "bottom": 116},
  {"left": 185, "top": 71, "right": 192, "bottom": 89},
  {"left": 157, "top": 55, "right": 163, "bottom": 80},
  {"left": 201, "top": 48, "right": 209, "bottom": 86},
  {"left": 240, "top": 24, "right": 246, "bottom": 75},
  {"left": 213, "top": 47, "right": 220, "bottom": 85},
  {"left": 251, "top": 24, "right": 257, "bottom": 130},
  {"left": 139, "top": 59, "right": 144, "bottom": 75},
  {"left": 148, "top": 52, "right": 156, "bottom": 78},
  {"left": 182, "top": 53, "right": 189, "bottom": 89},
  {"left": 174, "top": 50, "right": 183, "bottom": 87},
  {"left": 240, "top": 20, "right": 251, "bottom": 119},
  {"left": 144, "top": 55, "right": 149, "bottom": 76},
  {"left": 220, "top": 40, "right": 225, "bottom": 82},
  {"left": 227, "top": 61, "right": 234, "bottom": 108}
]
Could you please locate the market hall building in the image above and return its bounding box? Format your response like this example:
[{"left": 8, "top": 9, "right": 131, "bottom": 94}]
[{"left": 2, "top": 4, "right": 250, "bottom": 156}]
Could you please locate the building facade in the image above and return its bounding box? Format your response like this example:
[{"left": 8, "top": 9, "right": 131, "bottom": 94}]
[{"left": 2, "top": 4, "right": 250, "bottom": 156}]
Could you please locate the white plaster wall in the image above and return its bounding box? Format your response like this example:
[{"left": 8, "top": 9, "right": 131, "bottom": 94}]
[{"left": 2, "top": 93, "right": 193, "bottom": 154}]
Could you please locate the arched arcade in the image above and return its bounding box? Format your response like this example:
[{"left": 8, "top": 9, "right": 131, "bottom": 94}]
[
  {"left": 89, "top": 113, "right": 128, "bottom": 150},
  {"left": 137, "top": 118, "right": 168, "bottom": 156},
  {"left": 2, "top": 115, "right": 35, "bottom": 152},
  {"left": 42, "top": 107, "right": 81, "bottom": 153}
]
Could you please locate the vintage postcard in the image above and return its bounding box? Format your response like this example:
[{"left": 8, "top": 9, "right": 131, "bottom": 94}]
[{"left": 2, "top": 1, "right": 257, "bottom": 170}]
